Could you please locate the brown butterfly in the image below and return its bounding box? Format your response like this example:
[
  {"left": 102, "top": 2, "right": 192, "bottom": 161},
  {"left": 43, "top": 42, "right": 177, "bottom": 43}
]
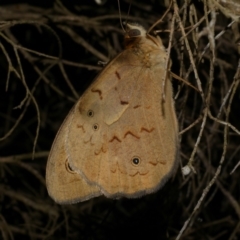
[{"left": 46, "top": 23, "right": 179, "bottom": 204}]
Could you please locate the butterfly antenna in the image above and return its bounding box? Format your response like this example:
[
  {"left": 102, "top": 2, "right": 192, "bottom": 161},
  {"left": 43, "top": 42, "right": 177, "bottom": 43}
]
[
  {"left": 118, "top": 0, "right": 125, "bottom": 32},
  {"left": 126, "top": 0, "right": 132, "bottom": 25}
]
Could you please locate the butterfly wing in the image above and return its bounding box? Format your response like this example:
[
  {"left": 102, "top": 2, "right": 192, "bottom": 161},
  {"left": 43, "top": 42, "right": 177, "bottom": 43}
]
[{"left": 66, "top": 34, "right": 178, "bottom": 199}]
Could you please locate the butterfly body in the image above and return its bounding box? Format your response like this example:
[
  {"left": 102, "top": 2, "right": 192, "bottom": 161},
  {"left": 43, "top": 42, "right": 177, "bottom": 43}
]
[{"left": 46, "top": 23, "right": 178, "bottom": 204}]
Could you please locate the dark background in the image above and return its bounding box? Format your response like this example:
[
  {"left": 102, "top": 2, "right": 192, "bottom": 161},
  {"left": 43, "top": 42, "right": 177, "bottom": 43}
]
[{"left": 0, "top": 0, "right": 240, "bottom": 239}]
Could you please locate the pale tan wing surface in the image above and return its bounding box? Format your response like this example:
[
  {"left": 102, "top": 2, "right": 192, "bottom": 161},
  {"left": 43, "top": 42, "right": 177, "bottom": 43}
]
[
  {"left": 66, "top": 24, "right": 179, "bottom": 198},
  {"left": 46, "top": 109, "right": 102, "bottom": 204}
]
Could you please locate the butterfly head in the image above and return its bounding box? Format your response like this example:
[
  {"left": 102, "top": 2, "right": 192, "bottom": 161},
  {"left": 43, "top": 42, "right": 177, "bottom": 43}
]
[
  {"left": 125, "top": 23, "right": 146, "bottom": 38},
  {"left": 124, "top": 23, "right": 147, "bottom": 48}
]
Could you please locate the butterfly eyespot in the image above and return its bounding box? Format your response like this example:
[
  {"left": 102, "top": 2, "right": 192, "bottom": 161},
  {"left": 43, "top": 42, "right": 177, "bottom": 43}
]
[
  {"left": 65, "top": 159, "right": 76, "bottom": 174},
  {"left": 131, "top": 156, "right": 141, "bottom": 166},
  {"left": 92, "top": 123, "right": 99, "bottom": 131},
  {"left": 87, "top": 110, "right": 94, "bottom": 117}
]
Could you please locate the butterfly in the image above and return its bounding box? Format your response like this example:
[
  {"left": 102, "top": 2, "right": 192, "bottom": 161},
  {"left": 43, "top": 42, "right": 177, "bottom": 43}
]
[{"left": 46, "top": 23, "right": 179, "bottom": 204}]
